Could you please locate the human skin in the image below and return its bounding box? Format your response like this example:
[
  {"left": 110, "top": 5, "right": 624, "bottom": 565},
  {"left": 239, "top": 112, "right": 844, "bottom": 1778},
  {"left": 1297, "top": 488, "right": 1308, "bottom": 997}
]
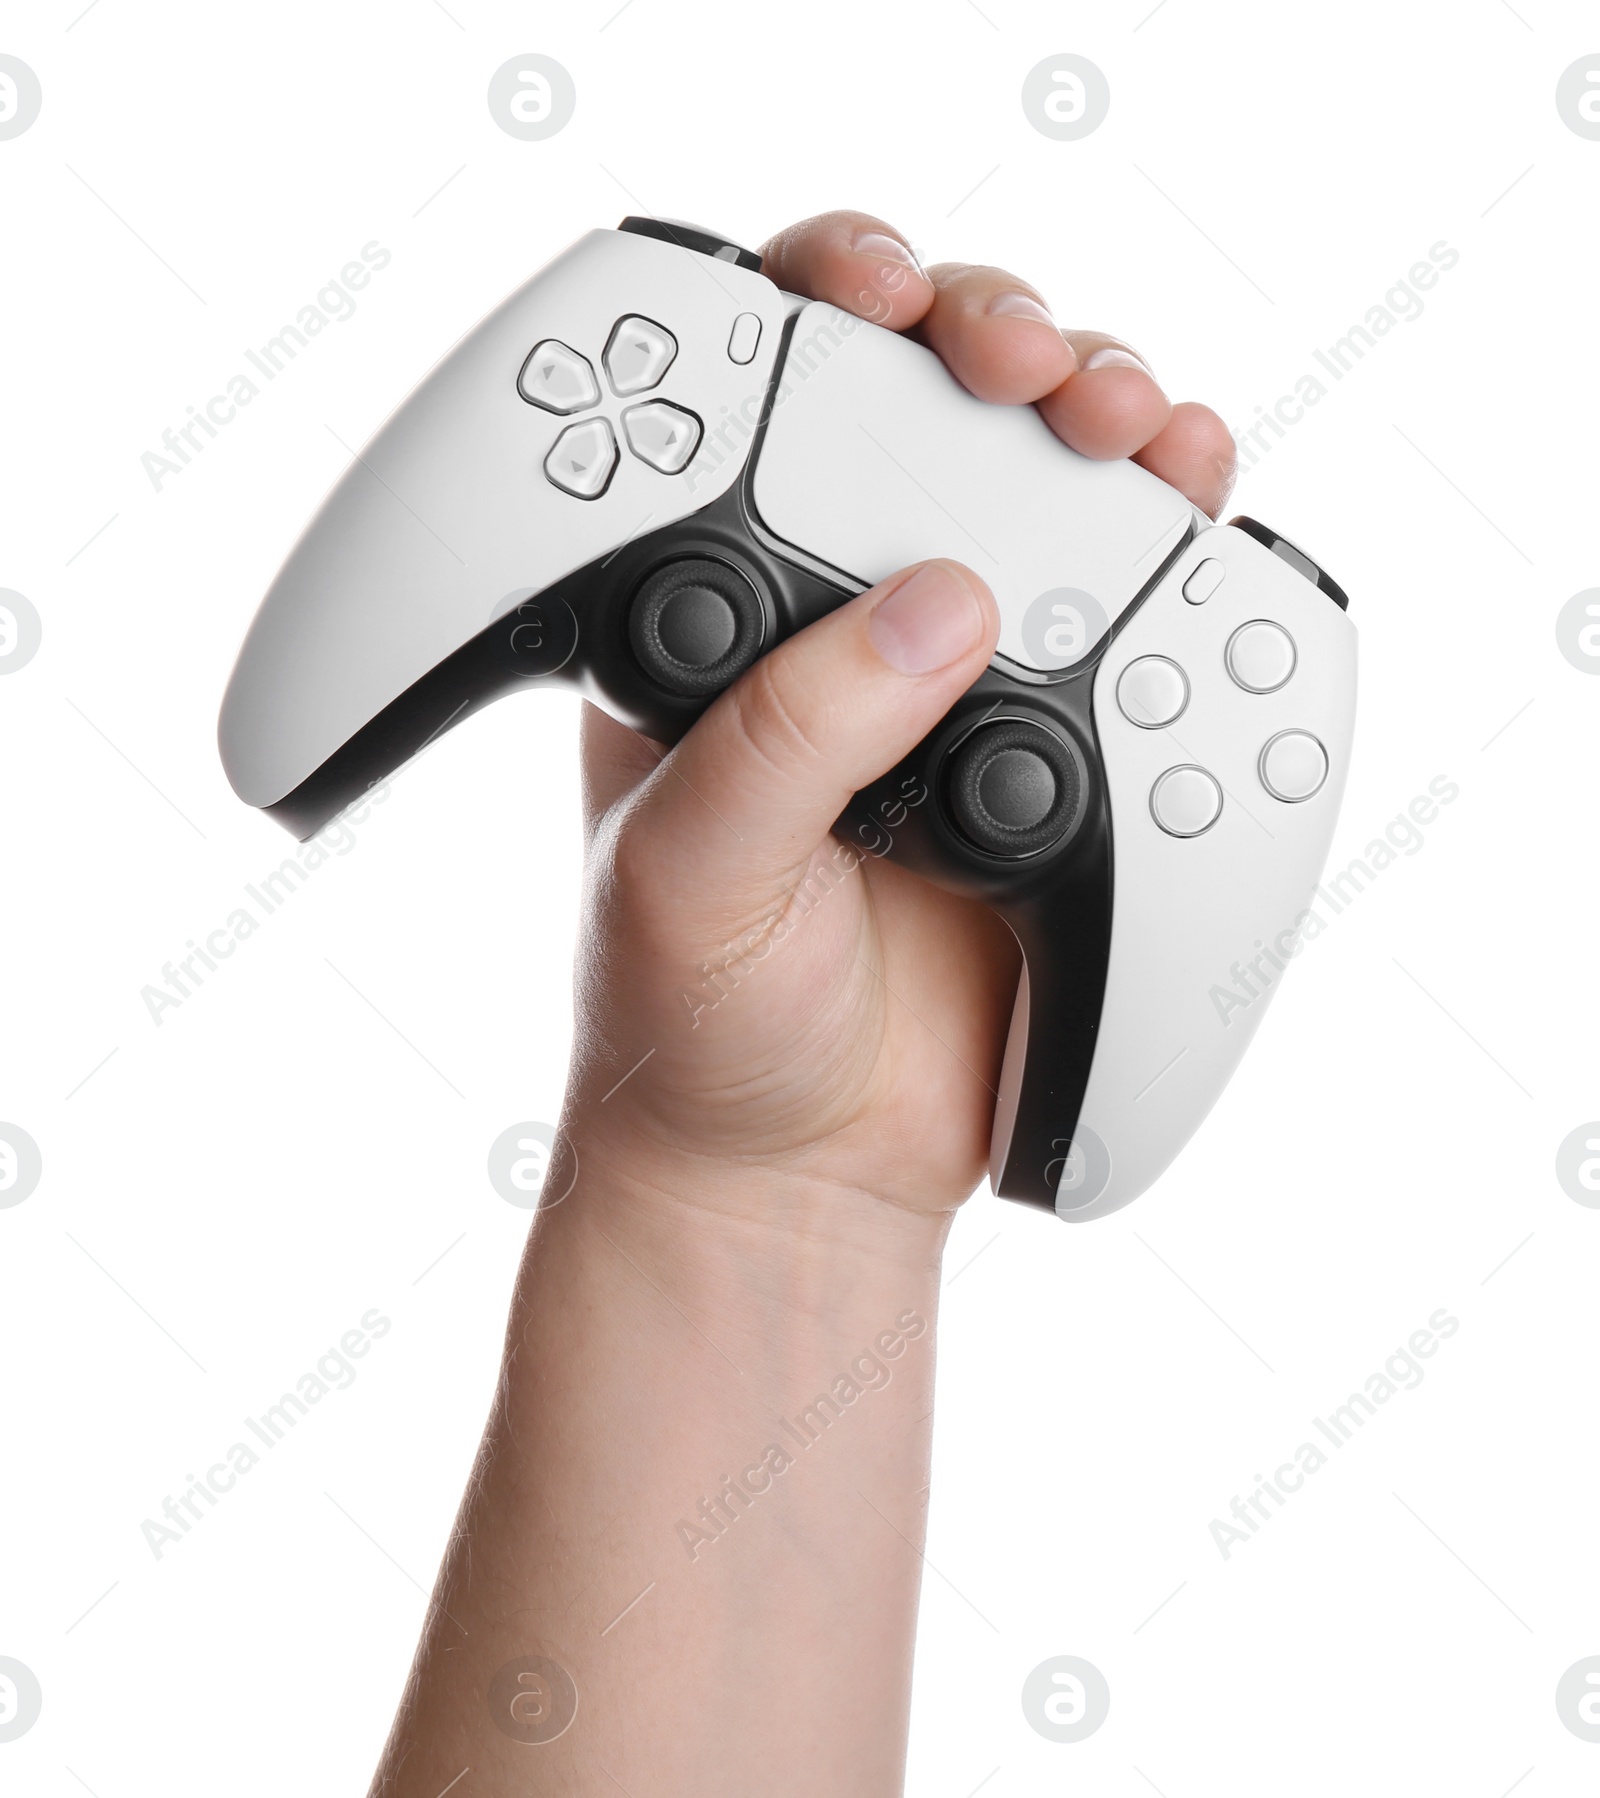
[{"left": 367, "top": 210, "right": 1237, "bottom": 1796}]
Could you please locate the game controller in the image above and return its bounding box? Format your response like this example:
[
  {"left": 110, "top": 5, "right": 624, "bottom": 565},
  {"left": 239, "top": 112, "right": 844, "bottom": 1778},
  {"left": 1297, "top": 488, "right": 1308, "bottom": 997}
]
[{"left": 218, "top": 217, "right": 1357, "bottom": 1223}]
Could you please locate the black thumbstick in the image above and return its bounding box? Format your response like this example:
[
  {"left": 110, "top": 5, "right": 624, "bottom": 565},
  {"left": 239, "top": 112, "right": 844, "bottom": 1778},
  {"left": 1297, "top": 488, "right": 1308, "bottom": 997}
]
[
  {"left": 944, "top": 720, "right": 1081, "bottom": 858},
  {"left": 628, "top": 558, "right": 765, "bottom": 699}
]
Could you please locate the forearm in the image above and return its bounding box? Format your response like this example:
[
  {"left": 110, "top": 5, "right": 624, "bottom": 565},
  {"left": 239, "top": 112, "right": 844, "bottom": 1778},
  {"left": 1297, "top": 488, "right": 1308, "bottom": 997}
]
[{"left": 370, "top": 1146, "right": 950, "bottom": 1795}]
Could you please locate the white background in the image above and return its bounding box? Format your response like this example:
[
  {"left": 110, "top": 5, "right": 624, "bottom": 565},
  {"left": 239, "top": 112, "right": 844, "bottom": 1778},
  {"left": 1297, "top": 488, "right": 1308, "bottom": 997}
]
[{"left": 2, "top": 1, "right": 1597, "bottom": 1792}]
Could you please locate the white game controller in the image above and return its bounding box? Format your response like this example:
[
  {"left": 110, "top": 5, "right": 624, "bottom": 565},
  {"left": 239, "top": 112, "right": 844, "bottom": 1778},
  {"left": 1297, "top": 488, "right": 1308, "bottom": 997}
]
[{"left": 219, "top": 218, "right": 1357, "bottom": 1221}]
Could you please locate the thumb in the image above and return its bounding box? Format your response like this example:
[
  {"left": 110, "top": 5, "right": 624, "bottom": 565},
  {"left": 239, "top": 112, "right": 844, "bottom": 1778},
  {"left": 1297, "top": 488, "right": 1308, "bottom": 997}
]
[{"left": 628, "top": 559, "right": 998, "bottom": 909}]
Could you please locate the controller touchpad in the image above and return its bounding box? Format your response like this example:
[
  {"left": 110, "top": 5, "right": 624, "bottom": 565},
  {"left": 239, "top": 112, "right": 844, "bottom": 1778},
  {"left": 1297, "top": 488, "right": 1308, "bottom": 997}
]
[{"left": 752, "top": 302, "right": 1194, "bottom": 675}]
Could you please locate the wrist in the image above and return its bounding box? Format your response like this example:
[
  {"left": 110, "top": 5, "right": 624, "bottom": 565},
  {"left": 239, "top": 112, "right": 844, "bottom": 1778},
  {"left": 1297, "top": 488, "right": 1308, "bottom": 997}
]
[
  {"left": 562, "top": 1092, "right": 957, "bottom": 1244},
  {"left": 541, "top": 1109, "right": 951, "bottom": 1315}
]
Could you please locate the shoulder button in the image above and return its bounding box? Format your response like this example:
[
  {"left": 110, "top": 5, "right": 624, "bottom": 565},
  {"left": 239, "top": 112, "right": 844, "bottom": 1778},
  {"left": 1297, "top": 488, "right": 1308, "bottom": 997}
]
[{"left": 618, "top": 216, "right": 763, "bottom": 272}]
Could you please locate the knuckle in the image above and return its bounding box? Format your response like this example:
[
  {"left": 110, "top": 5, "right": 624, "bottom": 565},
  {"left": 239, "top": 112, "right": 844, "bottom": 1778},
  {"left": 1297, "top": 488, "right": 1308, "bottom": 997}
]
[
  {"left": 600, "top": 797, "right": 645, "bottom": 879},
  {"left": 1069, "top": 330, "right": 1151, "bottom": 368},
  {"left": 595, "top": 802, "right": 683, "bottom": 949},
  {"left": 597, "top": 776, "right": 674, "bottom": 888},
  {"left": 592, "top": 799, "right": 648, "bottom": 901}
]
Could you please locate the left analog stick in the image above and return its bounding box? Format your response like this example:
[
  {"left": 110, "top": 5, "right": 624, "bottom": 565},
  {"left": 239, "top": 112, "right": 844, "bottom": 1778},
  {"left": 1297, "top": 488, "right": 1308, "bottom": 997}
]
[
  {"left": 627, "top": 558, "right": 765, "bottom": 699},
  {"left": 657, "top": 584, "right": 737, "bottom": 667}
]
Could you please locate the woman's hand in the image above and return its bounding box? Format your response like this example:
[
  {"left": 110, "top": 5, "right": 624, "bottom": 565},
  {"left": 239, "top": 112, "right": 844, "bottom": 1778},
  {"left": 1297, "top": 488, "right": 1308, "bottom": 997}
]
[{"left": 559, "top": 209, "right": 1238, "bottom": 1229}]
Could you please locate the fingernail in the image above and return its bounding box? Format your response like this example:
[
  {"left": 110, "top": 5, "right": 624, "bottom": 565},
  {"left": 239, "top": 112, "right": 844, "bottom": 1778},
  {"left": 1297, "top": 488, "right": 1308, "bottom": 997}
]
[
  {"left": 853, "top": 230, "right": 921, "bottom": 270},
  {"left": 868, "top": 563, "right": 987, "bottom": 675},
  {"left": 1084, "top": 346, "right": 1150, "bottom": 373},
  {"left": 987, "top": 290, "right": 1056, "bottom": 327}
]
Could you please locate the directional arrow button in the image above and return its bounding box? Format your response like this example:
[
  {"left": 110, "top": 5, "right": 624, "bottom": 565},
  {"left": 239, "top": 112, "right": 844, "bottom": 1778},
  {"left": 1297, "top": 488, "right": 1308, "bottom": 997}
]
[
  {"left": 623, "top": 401, "right": 703, "bottom": 475},
  {"left": 544, "top": 417, "right": 618, "bottom": 499},
  {"left": 518, "top": 340, "right": 600, "bottom": 414}
]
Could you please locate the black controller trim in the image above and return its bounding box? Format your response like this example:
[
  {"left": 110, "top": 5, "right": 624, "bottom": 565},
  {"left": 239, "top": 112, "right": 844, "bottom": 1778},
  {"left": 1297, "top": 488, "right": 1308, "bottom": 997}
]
[{"left": 260, "top": 481, "right": 855, "bottom": 838}]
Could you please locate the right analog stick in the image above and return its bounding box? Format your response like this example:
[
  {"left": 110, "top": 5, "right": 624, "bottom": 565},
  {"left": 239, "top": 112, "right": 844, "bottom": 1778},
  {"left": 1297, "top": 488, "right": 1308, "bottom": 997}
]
[{"left": 944, "top": 720, "right": 1081, "bottom": 858}]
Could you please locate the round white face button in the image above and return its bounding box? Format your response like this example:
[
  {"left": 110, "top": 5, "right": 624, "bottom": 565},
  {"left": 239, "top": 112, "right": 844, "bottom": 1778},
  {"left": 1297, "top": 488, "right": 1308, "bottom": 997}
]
[
  {"left": 1150, "top": 765, "right": 1223, "bottom": 837},
  {"left": 544, "top": 418, "right": 618, "bottom": 499},
  {"left": 604, "top": 315, "right": 678, "bottom": 396},
  {"left": 623, "top": 401, "right": 703, "bottom": 474},
  {"left": 1226, "top": 619, "right": 1297, "bottom": 693},
  {"left": 1116, "top": 655, "right": 1189, "bottom": 728},
  {"left": 518, "top": 340, "right": 600, "bottom": 414},
  {"left": 1259, "top": 730, "right": 1328, "bottom": 801}
]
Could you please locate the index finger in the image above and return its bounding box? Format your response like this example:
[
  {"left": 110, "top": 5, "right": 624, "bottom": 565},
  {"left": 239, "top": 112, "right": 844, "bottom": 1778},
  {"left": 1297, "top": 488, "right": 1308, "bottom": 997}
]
[{"left": 759, "top": 210, "right": 936, "bottom": 331}]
